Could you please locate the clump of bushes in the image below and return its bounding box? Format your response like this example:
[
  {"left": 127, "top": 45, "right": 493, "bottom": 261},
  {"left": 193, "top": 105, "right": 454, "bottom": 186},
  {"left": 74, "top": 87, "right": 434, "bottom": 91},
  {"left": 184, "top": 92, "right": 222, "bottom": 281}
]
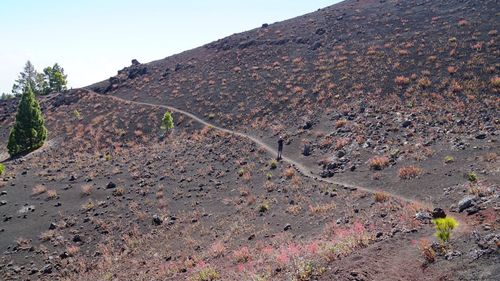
[
  {"left": 0, "top": 163, "right": 5, "bottom": 176},
  {"left": 270, "top": 159, "right": 277, "bottom": 169}
]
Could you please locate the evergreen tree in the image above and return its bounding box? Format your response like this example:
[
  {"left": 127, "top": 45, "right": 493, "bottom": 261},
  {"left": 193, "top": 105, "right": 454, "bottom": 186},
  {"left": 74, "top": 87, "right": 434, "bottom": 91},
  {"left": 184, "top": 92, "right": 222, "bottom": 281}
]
[
  {"left": 12, "top": 61, "right": 41, "bottom": 96},
  {"left": 7, "top": 85, "right": 48, "bottom": 156},
  {"left": 1, "top": 92, "right": 14, "bottom": 100},
  {"left": 161, "top": 112, "right": 174, "bottom": 131},
  {"left": 12, "top": 61, "right": 68, "bottom": 96},
  {"left": 42, "top": 63, "right": 68, "bottom": 95}
]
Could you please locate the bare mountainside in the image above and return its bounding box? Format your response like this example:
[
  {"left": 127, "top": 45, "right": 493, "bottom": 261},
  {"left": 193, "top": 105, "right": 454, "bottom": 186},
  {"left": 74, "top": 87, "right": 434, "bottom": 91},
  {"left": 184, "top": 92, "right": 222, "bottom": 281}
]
[{"left": 0, "top": 0, "right": 499, "bottom": 280}]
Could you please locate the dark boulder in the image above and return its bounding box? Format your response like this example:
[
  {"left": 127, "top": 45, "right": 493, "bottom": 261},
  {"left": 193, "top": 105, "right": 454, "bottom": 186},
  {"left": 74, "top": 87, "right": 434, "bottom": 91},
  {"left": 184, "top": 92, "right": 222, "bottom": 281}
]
[
  {"left": 238, "top": 40, "right": 255, "bottom": 49},
  {"left": 320, "top": 169, "right": 335, "bottom": 178},
  {"left": 127, "top": 65, "right": 147, "bottom": 79},
  {"left": 402, "top": 120, "right": 412, "bottom": 128},
  {"left": 475, "top": 133, "right": 487, "bottom": 140},
  {"left": 310, "top": 41, "right": 322, "bottom": 50},
  {"left": 315, "top": 28, "right": 326, "bottom": 35},
  {"left": 152, "top": 215, "right": 163, "bottom": 225},
  {"left": 303, "top": 145, "right": 311, "bottom": 156},
  {"left": 432, "top": 208, "right": 446, "bottom": 219}
]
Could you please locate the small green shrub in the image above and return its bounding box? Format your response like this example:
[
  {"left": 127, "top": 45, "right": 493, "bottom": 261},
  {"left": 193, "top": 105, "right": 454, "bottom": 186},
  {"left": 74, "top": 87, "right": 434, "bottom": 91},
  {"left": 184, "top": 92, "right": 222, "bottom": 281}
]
[
  {"left": 270, "top": 159, "right": 277, "bottom": 169},
  {"left": 432, "top": 216, "right": 458, "bottom": 244},
  {"left": 238, "top": 168, "right": 245, "bottom": 177},
  {"left": 0, "top": 163, "right": 5, "bottom": 175},
  {"left": 266, "top": 172, "right": 273, "bottom": 180},
  {"left": 193, "top": 267, "right": 220, "bottom": 281},
  {"left": 104, "top": 153, "right": 111, "bottom": 161},
  {"left": 444, "top": 156, "right": 454, "bottom": 163},
  {"left": 467, "top": 171, "right": 477, "bottom": 182},
  {"left": 161, "top": 111, "right": 174, "bottom": 131},
  {"left": 259, "top": 201, "right": 269, "bottom": 213},
  {"left": 73, "top": 110, "right": 81, "bottom": 120}
]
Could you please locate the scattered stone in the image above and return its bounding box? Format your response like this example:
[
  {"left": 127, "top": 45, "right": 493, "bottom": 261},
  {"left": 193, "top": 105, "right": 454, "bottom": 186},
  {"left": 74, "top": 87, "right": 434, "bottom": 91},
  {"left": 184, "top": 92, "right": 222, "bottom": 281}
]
[
  {"left": 416, "top": 211, "right": 432, "bottom": 221},
  {"left": 18, "top": 205, "right": 35, "bottom": 214},
  {"left": 445, "top": 250, "right": 462, "bottom": 260},
  {"left": 152, "top": 215, "right": 162, "bottom": 225},
  {"left": 458, "top": 196, "right": 475, "bottom": 212},
  {"left": 475, "top": 133, "right": 487, "bottom": 139},
  {"left": 69, "top": 175, "right": 76, "bottom": 181},
  {"left": 131, "top": 59, "right": 140, "bottom": 66},
  {"left": 466, "top": 205, "right": 480, "bottom": 215},
  {"left": 432, "top": 208, "right": 446, "bottom": 219},
  {"left": 261, "top": 23, "right": 269, "bottom": 28},
  {"left": 320, "top": 170, "right": 334, "bottom": 178},
  {"left": 303, "top": 145, "right": 311, "bottom": 156},
  {"left": 469, "top": 249, "right": 493, "bottom": 260},
  {"left": 284, "top": 224, "right": 292, "bottom": 231},
  {"left": 315, "top": 28, "right": 326, "bottom": 35},
  {"left": 302, "top": 120, "right": 313, "bottom": 130},
  {"left": 41, "top": 264, "right": 52, "bottom": 274},
  {"left": 72, "top": 235, "right": 82, "bottom": 243},
  {"left": 49, "top": 223, "right": 57, "bottom": 230},
  {"left": 106, "top": 182, "right": 116, "bottom": 189},
  {"left": 402, "top": 120, "right": 412, "bottom": 128},
  {"left": 0, "top": 200, "right": 6, "bottom": 206},
  {"left": 310, "top": 41, "right": 322, "bottom": 50}
]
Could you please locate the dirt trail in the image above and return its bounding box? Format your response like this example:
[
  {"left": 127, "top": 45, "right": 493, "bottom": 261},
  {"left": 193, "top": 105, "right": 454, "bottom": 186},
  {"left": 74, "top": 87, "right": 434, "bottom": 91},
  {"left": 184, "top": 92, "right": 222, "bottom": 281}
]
[
  {"left": 104, "top": 94, "right": 478, "bottom": 246},
  {"left": 103, "top": 93, "right": 434, "bottom": 209}
]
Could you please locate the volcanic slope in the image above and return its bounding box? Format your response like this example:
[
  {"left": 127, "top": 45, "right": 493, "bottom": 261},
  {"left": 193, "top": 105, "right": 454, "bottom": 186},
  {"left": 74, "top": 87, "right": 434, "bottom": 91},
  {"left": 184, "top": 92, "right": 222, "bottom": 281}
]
[{"left": 0, "top": 0, "right": 499, "bottom": 280}]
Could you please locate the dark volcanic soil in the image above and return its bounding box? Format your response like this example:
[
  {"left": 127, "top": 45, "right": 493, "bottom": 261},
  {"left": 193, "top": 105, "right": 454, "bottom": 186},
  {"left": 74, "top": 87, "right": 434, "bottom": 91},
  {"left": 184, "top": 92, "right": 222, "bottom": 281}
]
[{"left": 0, "top": 0, "right": 499, "bottom": 280}]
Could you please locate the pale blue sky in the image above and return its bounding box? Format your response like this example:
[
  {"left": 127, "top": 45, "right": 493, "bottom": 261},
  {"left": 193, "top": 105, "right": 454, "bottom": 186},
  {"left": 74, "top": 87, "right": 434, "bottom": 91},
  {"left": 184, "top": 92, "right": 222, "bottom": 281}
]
[{"left": 0, "top": 0, "right": 340, "bottom": 94}]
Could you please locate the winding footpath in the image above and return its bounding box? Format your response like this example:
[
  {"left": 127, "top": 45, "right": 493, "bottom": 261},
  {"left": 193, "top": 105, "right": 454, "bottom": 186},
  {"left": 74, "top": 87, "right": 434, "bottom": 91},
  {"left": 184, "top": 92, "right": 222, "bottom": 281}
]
[
  {"left": 105, "top": 93, "right": 432, "bottom": 208},
  {"left": 107, "top": 93, "right": 473, "bottom": 235}
]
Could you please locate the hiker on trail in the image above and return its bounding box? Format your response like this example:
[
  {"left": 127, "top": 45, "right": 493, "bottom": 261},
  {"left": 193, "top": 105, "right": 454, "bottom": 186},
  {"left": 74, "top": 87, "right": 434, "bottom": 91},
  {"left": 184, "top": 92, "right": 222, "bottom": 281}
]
[{"left": 277, "top": 136, "right": 284, "bottom": 160}]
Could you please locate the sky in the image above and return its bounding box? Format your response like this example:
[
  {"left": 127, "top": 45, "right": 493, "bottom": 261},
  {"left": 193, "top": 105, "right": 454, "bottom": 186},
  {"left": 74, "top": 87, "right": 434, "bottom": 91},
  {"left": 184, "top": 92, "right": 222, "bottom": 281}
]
[{"left": 0, "top": 0, "right": 341, "bottom": 94}]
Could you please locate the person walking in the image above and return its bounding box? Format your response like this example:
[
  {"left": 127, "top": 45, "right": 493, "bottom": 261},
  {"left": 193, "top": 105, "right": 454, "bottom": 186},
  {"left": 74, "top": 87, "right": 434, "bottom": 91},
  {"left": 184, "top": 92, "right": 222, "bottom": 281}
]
[{"left": 277, "top": 136, "right": 284, "bottom": 160}]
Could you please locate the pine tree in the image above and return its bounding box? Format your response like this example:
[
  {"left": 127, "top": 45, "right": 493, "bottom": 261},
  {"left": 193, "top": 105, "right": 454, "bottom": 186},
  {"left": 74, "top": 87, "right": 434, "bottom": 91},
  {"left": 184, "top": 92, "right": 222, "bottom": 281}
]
[
  {"left": 7, "top": 85, "right": 48, "bottom": 156},
  {"left": 42, "top": 63, "right": 68, "bottom": 95},
  {"left": 160, "top": 112, "right": 174, "bottom": 131},
  {"left": 12, "top": 61, "right": 41, "bottom": 96}
]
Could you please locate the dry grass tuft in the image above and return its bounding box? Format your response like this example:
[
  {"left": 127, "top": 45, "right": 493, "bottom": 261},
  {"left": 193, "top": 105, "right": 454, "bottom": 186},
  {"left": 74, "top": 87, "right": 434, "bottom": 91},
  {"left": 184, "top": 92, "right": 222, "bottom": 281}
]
[
  {"left": 46, "top": 189, "right": 58, "bottom": 200},
  {"left": 32, "top": 185, "right": 47, "bottom": 195},
  {"left": 394, "top": 76, "right": 410, "bottom": 85},
  {"left": 368, "top": 156, "right": 390, "bottom": 170},
  {"left": 374, "top": 192, "right": 390, "bottom": 203},
  {"left": 81, "top": 184, "right": 93, "bottom": 196},
  {"left": 398, "top": 166, "right": 423, "bottom": 179},
  {"left": 284, "top": 167, "right": 295, "bottom": 179}
]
